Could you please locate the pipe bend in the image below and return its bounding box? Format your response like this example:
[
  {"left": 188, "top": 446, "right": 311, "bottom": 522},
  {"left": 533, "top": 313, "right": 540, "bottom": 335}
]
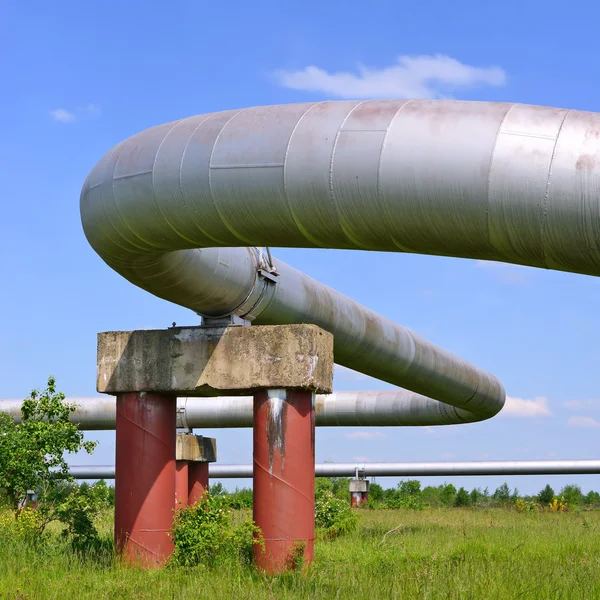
[{"left": 82, "top": 100, "right": 600, "bottom": 425}]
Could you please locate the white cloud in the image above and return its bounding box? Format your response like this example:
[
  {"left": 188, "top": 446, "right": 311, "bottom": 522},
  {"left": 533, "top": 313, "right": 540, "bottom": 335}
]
[
  {"left": 49, "top": 104, "right": 100, "bottom": 124},
  {"left": 49, "top": 108, "right": 77, "bottom": 123},
  {"left": 274, "top": 54, "right": 506, "bottom": 99},
  {"left": 501, "top": 396, "right": 551, "bottom": 418},
  {"left": 568, "top": 416, "right": 600, "bottom": 429},
  {"left": 344, "top": 431, "right": 385, "bottom": 440}
]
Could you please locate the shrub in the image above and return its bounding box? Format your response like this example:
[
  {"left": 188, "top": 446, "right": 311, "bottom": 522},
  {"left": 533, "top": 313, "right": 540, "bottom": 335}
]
[
  {"left": 515, "top": 499, "right": 538, "bottom": 513},
  {"left": 493, "top": 483, "right": 511, "bottom": 503},
  {"left": 454, "top": 487, "right": 471, "bottom": 507},
  {"left": 549, "top": 497, "right": 568, "bottom": 512},
  {"left": 170, "top": 493, "right": 260, "bottom": 567},
  {"left": 388, "top": 480, "right": 424, "bottom": 510},
  {"left": 0, "top": 507, "right": 41, "bottom": 543},
  {"left": 54, "top": 482, "right": 109, "bottom": 553},
  {"left": 224, "top": 487, "right": 253, "bottom": 510},
  {"left": 560, "top": 485, "right": 584, "bottom": 508},
  {"left": 538, "top": 484, "right": 555, "bottom": 505},
  {"left": 314, "top": 491, "right": 359, "bottom": 538},
  {"left": 439, "top": 483, "right": 457, "bottom": 507}
]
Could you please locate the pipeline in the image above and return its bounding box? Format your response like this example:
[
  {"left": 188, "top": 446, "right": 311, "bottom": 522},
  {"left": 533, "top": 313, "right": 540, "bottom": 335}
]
[
  {"left": 80, "top": 100, "right": 600, "bottom": 425},
  {"left": 68, "top": 460, "right": 600, "bottom": 480},
  {"left": 1, "top": 391, "right": 502, "bottom": 429}
]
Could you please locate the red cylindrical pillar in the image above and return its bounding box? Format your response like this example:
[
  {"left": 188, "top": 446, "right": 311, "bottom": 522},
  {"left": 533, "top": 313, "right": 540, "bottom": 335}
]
[
  {"left": 188, "top": 462, "right": 209, "bottom": 505},
  {"left": 253, "top": 389, "right": 315, "bottom": 573},
  {"left": 351, "top": 492, "right": 368, "bottom": 507},
  {"left": 175, "top": 460, "right": 189, "bottom": 508},
  {"left": 115, "top": 392, "right": 176, "bottom": 568}
]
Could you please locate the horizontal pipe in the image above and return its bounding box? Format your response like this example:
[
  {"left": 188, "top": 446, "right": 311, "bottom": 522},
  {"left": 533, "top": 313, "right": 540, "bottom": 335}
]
[
  {"left": 68, "top": 460, "right": 600, "bottom": 480},
  {"left": 2, "top": 390, "right": 499, "bottom": 429}
]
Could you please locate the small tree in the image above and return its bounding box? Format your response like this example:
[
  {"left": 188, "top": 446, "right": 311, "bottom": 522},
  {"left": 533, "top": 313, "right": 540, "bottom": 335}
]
[
  {"left": 439, "top": 483, "right": 457, "bottom": 507},
  {"left": 493, "top": 482, "right": 511, "bottom": 503},
  {"left": 537, "top": 484, "right": 555, "bottom": 505},
  {"left": 369, "top": 482, "right": 385, "bottom": 503},
  {"left": 454, "top": 487, "right": 471, "bottom": 507},
  {"left": 560, "top": 484, "right": 584, "bottom": 507},
  {"left": 0, "top": 376, "right": 96, "bottom": 531},
  {"left": 585, "top": 490, "right": 600, "bottom": 507},
  {"left": 470, "top": 488, "right": 482, "bottom": 505}
]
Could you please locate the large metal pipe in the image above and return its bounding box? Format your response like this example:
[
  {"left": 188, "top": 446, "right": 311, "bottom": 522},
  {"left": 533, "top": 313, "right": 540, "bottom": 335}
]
[
  {"left": 2, "top": 390, "right": 506, "bottom": 429},
  {"left": 79, "top": 100, "right": 600, "bottom": 425},
  {"left": 69, "top": 460, "right": 600, "bottom": 480}
]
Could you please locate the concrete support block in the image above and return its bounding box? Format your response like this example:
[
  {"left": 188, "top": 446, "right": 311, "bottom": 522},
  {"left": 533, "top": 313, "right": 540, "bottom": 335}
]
[
  {"left": 349, "top": 479, "right": 370, "bottom": 493},
  {"left": 97, "top": 325, "right": 333, "bottom": 396},
  {"left": 176, "top": 434, "right": 217, "bottom": 463},
  {"left": 350, "top": 479, "right": 370, "bottom": 507}
]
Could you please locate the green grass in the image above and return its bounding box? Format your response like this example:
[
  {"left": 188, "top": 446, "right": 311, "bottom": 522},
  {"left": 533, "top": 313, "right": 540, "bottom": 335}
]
[{"left": 1, "top": 508, "right": 599, "bottom": 599}]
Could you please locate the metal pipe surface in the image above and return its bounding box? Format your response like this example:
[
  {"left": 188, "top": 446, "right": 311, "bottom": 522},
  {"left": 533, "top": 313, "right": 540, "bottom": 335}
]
[
  {"left": 253, "top": 389, "right": 315, "bottom": 573},
  {"left": 114, "top": 393, "right": 176, "bottom": 567},
  {"left": 1, "top": 390, "right": 511, "bottom": 429},
  {"left": 68, "top": 460, "right": 600, "bottom": 480},
  {"left": 80, "top": 100, "right": 600, "bottom": 425}
]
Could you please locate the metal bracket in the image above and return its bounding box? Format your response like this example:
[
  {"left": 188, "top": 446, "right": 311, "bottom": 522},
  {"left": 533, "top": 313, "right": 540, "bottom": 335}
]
[{"left": 200, "top": 314, "right": 251, "bottom": 327}]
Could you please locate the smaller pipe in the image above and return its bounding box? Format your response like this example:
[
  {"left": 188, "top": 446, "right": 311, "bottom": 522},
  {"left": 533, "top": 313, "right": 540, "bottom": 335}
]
[{"left": 68, "top": 459, "right": 600, "bottom": 480}]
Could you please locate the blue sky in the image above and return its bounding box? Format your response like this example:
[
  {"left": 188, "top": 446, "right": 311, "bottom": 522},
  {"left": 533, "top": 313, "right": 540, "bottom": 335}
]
[{"left": 2, "top": 0, "right": 600, "bottom": 495}]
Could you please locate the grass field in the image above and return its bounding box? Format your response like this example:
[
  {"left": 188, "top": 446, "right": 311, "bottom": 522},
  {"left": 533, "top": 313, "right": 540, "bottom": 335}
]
[{"left": 1, "top": 508, "right": 599, "bottom": 599}]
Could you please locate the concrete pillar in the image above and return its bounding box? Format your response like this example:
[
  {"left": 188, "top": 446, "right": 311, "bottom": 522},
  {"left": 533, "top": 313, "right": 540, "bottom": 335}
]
[
  {"left": 98, "top": 324, "right": 332, "bottom": 571},
  {"left": 114, "top": 392, "right": 175, "bottom": 568},
  {"left": 253, "top": 389, "right": 315, "bottom": 573},
  {"left": 349, "top": 479, "right": 370, "bottom": 507},
  {"left": 175, "top": 460, "right": 189, "bottom": 507}
]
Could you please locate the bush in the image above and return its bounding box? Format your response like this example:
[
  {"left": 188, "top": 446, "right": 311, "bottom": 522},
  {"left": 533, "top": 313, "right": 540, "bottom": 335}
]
[
  {"left": 54, "top": 482, "right": 110, "bottom": 553},
  {"left": 439, "top": 483, "right": 457, "bottom": 507},
  {"left": 314, "top": 490, "right": 359, "bottom": 538},
  {"left": 493, "top": 483, "right": 511, "bottom": 503},
  {"left": 560, "top": 485, "right": 584, "bottom": 508},
  {"left": 170, "top": 493, "right": 260, "bottom": 567},
  {"left": 387, "top": 480, "right": 424, "bottom": 510},
  {"left": 454, "top": 487, "right": 471, "bottom": 507},
  {"left": 224, "top": 487, "right": 253, "bottom": 510},
  {"left": 538, "top": 484, "right": 555, "bottom": 505},
  {"left": 549, "top": 497, "right": 569, "bottom": 512},
  {"left": 515, "top": 499, "right": 538, "bottom": 513},
  {"left": 0, "top": 507, "right": 41, "bottom": 543}
]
